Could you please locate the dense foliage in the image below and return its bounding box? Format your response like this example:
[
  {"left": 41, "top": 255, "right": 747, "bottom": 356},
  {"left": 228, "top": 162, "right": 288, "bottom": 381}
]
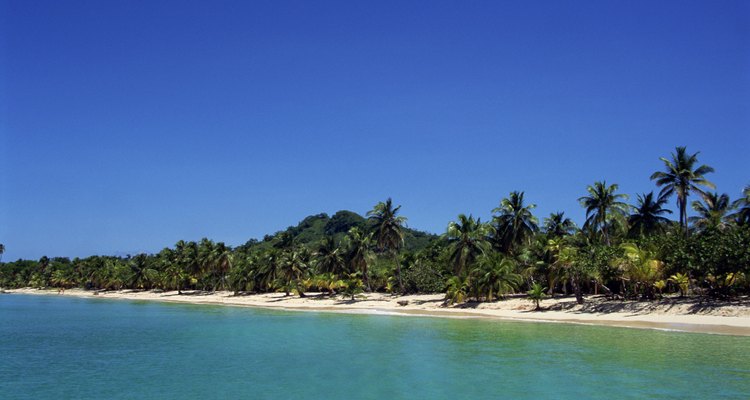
[{"left": 2, "top": 147, "right": 749, "bottom": 304}]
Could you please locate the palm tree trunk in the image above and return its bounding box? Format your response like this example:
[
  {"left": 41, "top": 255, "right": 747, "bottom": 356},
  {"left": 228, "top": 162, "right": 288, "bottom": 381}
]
[
  {"left": 680, "top": 199, "right": 688, "bottom": 236},
  {"left": 363, "top": 265, "right": 372, "bottom": 292},
  {"left": 394, "top": 253, "right": 403, "bottom": 294},
  {"left": 571, "top": 276, "right": 583, "bottom": 304}
]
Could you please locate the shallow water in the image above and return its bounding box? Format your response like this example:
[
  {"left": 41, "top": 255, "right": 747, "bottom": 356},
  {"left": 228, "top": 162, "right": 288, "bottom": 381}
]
[{"left": 1, "top": 294, "right": 748, "bottom": 399}]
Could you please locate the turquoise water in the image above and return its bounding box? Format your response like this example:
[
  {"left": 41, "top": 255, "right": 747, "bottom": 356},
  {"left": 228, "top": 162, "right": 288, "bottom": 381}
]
[{"left": 1, "top": 294, "right": 748, "bottom": 399}]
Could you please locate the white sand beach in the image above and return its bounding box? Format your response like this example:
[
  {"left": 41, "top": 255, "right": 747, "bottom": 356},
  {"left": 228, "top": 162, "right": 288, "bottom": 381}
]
[{"left": 6, "top": 288, "right": 750, "bottom": 336}]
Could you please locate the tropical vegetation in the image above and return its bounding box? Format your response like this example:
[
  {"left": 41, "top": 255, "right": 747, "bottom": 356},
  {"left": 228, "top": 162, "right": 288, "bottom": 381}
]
[{"left": 1, "top": 147, "right": 749, "bottom": 306}]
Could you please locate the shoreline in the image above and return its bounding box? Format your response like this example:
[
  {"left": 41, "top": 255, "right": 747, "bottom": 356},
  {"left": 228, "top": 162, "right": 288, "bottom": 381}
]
[{"left": 4, "top": 288, "right": 750, "bottom": 336}]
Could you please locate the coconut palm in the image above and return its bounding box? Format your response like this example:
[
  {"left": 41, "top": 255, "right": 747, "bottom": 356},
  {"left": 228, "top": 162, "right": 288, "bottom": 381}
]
[
  {"left": 277, "top": 248, "right": 310, "bottom": 297},
  {"left": 344, "top": 227, "right": 373, "bottom": 291},
  {"left": 650, "top": 146, "right": 715, "bottom": 233},
  {"left": 628, "top": 191, "right": 673, "bottom": 237},
  {"left": 527, "top": 283, "right": 548, "bottom": 310},
  {"left": 128, "top": 253, "right": 158, "bottom": 290},
  {"left": 492, "top": 191, "right": 539, "bottom": 254},
  {"left": 212, "top": 242, "right": 233, "bottom": 291},
  {"left": 315, "top": 236, "right": 346, "bottom": 276},
  {"left": 367, "top": 198, "right": 407, "bottom": 293},
  {"left": 444, "top": 275, "right": 469, "bottom": 305},
  {"left": 616, "top": 243, "right": 663, "bottom": 299},
  {"left": 228, "top": 254, "right": 257, "bottom": 295},
  {"left": 163, "top": 263, "right": 186, "bottom": 294},
  {"left": 689, "top": 192, "right": 735, "bottom": 231},
  {"left": 730, "top": 185, "right": 750, "bottom": 226},
  {"left": 668, "top": 272, "right": 690, "bottom": 297},
  {"left": 543, "top": 212, "right": 577, "bottom": 238},
  {"left": 339, "top": 272, "right": 364, "bottom": 301},
  {"left": 579, "top": 181, "right": 629, "bottom": 244},
  {"left": 446, "top": 214, "right": 493, "bottom": 276},
  {"left": 471, "top": 253, "right": 522, "bottom": 302}
]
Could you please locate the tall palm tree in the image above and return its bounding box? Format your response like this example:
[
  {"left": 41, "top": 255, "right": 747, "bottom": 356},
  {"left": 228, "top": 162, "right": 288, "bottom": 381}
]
[
  {"left": 628, "top": 191, "right": 673, "bottom": 237},
  {"left": 0, "top": 243, "right": 5, "bottom": 263},
  {"left": 277, "top": 248, "right": 310, "bottom": 297},
  {"left": 367, "top": 198, "right": 407, "bottom": 293},
  {"left": 470, "top": 253, "right": 522, "bottom": 302},
  {"left": 543, "top": 212, "right": 577, "bottom": 237},
  {"left": 578, "top": 181, "right": 629, "bottom": 244},
  {"left": 492, "top": 191, "right": 539, "bottom": 254},
  {"left": 211, "top": 242, "right": 232, "bottom": 291},
  {"left": 730, "top": 185, "right": 750, "bottom": 226},
  {"left": 650, "top": 146, "right": 715, "bottom": 233},
  {"left": 315, "top": 236, "right": 346, "bottom": 276},
  {"left": 445, "top": 214, "right": 492, "bottom": 276},
  {"left": 128, "top": 253, "right": 158, "bottom": 290},
  {"left": 344, "top": 227, "right": 373, "bottom": 291},
  {"left": 689, "top": 192, "right": 735, "bottom": 231}
]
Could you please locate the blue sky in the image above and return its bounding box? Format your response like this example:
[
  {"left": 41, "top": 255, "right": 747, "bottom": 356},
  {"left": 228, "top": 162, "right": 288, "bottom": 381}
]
[{"left": 2, "top": 0, "right": 748, "bottom": 260}]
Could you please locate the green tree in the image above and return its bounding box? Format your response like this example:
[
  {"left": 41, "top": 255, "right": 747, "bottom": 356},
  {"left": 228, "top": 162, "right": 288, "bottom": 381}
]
[
  {"left": 579, "top": 181, "right": 629, "bottom": 244},
  {"left": 163, "top": 263, "right": 187, "bottom": 294},
  {"left": 543, "top": 212, "right": 577, "bottom": 237},
  {"left": 615, "top": 243, "right": 663, "bottom": 299},
  {"left": 470, "top": 253, "right": 522, "bottom": 302},
  {"left": 628, "top": 191, "right": 672, "bottom": 237},
  {"left": 367, "top": 198, "right": 407, "bottom": 293},
  {"left": 690, "top": 192, "right": 735, "bottom": 231},
  {"left": 277, "top": 248, "right": 310, "bottom": 297},
  {"left": 650, "top": 146, "right": 715, "bottom": 234},
  {"left": 315, "top": 236, "right": 346, "bottom": 276},
  {"left": 344, "top": 227, "right": 373, "bottom": 291},
  {"left": 444, "top": 275, "right": 469, "bottom": 305},
  {"left": 527, "top": 283, "right": 548, "bottom": 310},
  {"left": 492, "top": 191, "right": 539, "bottom": 254},
  {"left": 730, "top": 185, "right": 750, "bottom": 226},
  {"left": 446, "top": 214, "right": 492, "bottom": 276},
  {"left": 668, "top": 272, "right": 690, "bottom": 297},
  {"left": 339, "top": 272, "right": 364, "bottom": 301}
]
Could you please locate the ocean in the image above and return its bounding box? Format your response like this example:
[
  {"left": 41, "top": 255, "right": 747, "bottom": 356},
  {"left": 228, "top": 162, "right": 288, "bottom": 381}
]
[{"left": 1, "top": 294, "right": 748, "bottom": 399}]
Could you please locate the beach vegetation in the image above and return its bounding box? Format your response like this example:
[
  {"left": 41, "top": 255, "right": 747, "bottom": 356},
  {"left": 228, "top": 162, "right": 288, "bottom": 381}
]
[{"left": 1, "top": 147, "right": 748, "bottom": 305}]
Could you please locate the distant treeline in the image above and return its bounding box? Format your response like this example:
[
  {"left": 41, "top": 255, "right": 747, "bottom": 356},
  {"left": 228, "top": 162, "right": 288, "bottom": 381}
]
[{"left": 2, "top": 147, "right": 749, "bottom": 304}]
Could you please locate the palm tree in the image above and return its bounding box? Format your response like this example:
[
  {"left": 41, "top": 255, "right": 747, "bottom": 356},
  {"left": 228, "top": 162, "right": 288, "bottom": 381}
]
[
  {"left": 128, "top": 253, "right": 158, "bottom": 289},
  {"left": 579, "top": 181, "right": 629, "bottom": 244},
  {"left": 492, "top": 191, "right": 539, "bottom": 254},
  {"left": 367, "top": 198, "right": 407, "bottom": 293},
  {"left": 445, "top": 214, "right": 492, "bottom": 276},
  {"left": 730, "top": 185, "right": 750, "bottom": 226},
  {"left": 163, "top": 263, "right": 186, "bottom": 294},
  {"left": 339, "top": 272, "right": 364, "bottom": 301},
  {"left": 689, "top": 192, "right": 735, "bottom": 231},
  {"left": 344, "top": 227, "right": 373, "bottom": 291},
  {"left": 650, "top": 146, "right": 715, "bottom": 233},
  {"left": 277, "top": 248, "right": 310, "bottom": 297},
  {"left": 228, "top": 254, "right": 257, "bottom": 295},
  {"left": 543, "top": 212, "right": 577, "bottom": 237},
  {"left": 616, "top": 243, "right": 663, "bottom": 299},
  {"left": 444, "top": 275, "right": 469, "bottom": 305},
  {"left": 0, "top": 243, "right": 5, "bottom": 263},
  {"left": 471, "top": 253, "right": 522, "bottom": 302},
  {"left": 527, "top": 283, "right": 548, "bottom": 310},
  {"left": 628, "top": 191, "right": 673, "bottom": 237},
  {"left": 175, "top": 240, "right": 200, "bottom": 289},
  {"left": 315, "top": 236, "right": 346, "bottom": 276},
  {"left": 668, "top": 272, "right": 690, "bottom": 297}
]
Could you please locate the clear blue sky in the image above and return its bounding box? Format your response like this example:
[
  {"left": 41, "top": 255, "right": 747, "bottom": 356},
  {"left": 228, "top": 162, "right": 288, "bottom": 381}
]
[{"left": 2, "top": 0, "right": 748, "bottom": 260}]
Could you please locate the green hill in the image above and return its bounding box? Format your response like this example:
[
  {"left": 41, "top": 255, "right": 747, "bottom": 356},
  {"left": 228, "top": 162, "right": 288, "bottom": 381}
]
[{"left": 238, "top": 210, "right": 438, "bottom": 253}]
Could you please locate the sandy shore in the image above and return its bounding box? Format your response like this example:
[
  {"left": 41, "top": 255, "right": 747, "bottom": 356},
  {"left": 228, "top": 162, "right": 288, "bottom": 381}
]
[{"left": 5, "top": 288, "right": 750, "bottom": 336}]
